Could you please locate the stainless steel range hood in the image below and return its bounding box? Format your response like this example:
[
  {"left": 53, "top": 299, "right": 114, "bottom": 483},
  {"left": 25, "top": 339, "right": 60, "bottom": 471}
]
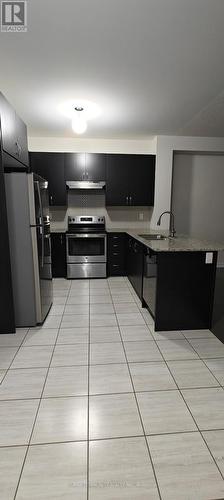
[{"left": 66, "top": 181, "right": 106, "bottom": 190}]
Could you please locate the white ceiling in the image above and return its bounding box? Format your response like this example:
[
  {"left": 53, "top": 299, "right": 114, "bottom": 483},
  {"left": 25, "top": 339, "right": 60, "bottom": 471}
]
[{"left": 1, "top": 0, "right": 224, "bottom": 139}]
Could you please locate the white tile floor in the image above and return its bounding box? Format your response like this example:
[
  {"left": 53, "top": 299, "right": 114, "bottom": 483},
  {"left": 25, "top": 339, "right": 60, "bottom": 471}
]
[{"left": 0, "top": 276, "right": 224, "bottom": 499}]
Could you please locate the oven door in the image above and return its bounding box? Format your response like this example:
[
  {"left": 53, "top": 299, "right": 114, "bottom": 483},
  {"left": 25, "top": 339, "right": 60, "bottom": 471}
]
[{"left": 66, "top": 233, "right": 107, "bottom": 263}]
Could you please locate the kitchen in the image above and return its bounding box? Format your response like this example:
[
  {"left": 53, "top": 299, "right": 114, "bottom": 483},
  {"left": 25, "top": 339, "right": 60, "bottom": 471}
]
[{"left": 1, "top": 1, "right": 224, "bottom": 499}]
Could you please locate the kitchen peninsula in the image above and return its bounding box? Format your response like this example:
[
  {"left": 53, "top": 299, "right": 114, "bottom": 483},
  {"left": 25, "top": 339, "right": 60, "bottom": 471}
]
[{"left": 107, "top": 229, "right": 223, "bottom": 332}]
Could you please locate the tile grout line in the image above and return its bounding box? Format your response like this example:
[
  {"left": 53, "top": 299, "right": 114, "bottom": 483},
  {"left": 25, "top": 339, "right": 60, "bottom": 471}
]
[
  {"left": 147, "top": 321, "right": 224, "bottom": 483},
  {"left": 13, "top": 279, "right": 73, "bottom": 500},
  {"left": 98, "top": 280, "right": 224, "bottom": 482},
  {"left": 172, "top": 331, "right": 224, "bottom": 481},
  {"left": 0, "top": 382, "right": 223, "bottom": 406},
  {"left": 3, "top": 277, "right": 223, "bottom": 497},
  {"left": 1, "top": 383, "right": 223, "bottom": 404},
  {"left": 7, "top": 356, "right": 224, "bottom": 370},
  {"left": 179, "top": 331, "right": 224, "bottom": 388},
  {"left": 138, "top": 300, "right": 224, "bottom": 389},
  {"left": 0, "top": 428, "right": 207, "bottom": 449},
  {"left": 0, "top": 328, "right": 31, "bottom": 386},
  {"left": 0, "top": 428, "right": 213, "bottom": 451},
  {"left": 108, "top": 281, "right": 163, "bottom": 500},
  {"left": 87, "top": 280, "right": 90, "bottom": 500},
  {"left": 125, "top": 280, "right": 224, "bottom": 484}
]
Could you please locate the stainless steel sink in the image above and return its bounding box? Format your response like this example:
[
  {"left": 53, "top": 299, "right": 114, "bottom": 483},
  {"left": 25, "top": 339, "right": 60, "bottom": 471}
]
[{"left": 138, "top": 234, "right": 167, "bottom": 240}]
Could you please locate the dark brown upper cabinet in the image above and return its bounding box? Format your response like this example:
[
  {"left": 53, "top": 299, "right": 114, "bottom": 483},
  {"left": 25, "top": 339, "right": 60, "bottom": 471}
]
[
  {"left": 0, "top": 92, "right": 29, "bottom": 168},
  {"left": 30, "top": 152, "right": 66, "bottom": 206},
  {"left": 64, "top": 153, "right": 106, "bottom": 181},
  {"left": 64, "top": 153, "right": 86, "bottom": 181},
  {"left": 106, "top": 154, "right": 155, "bottom": 206},
  {"left": 85, "top": 153, "right": 106, "bottom": 181}
]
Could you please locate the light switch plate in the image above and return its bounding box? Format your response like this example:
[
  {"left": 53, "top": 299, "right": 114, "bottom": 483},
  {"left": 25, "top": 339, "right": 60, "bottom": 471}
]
[
  {"left": 205, "top": 252, "right": 213, "bottom": 264},
  {"left": 139, "top": 213, "right": 144, "bottom": 221}
]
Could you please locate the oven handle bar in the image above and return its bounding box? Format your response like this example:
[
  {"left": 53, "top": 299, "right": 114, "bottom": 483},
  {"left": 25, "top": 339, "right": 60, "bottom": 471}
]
[{"left": 66, "top": 233, "right": 107, "bottom": 239}]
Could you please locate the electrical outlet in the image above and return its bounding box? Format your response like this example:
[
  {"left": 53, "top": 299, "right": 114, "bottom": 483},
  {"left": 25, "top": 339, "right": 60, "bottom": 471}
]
[
  {"left": 139, "top": 213, "right": 144, "bottom": 221},
  {"left": 205, "top": 252, "right": 213, "bottom": 264}
]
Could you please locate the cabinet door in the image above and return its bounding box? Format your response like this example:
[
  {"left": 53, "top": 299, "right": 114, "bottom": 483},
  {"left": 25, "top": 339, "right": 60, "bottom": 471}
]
[
  {"left": 127, "top": 237, "right": 143, "bottom": 299},
  {"left": 51, "top": 233, "right": 66, "bottom": 278},
  {"left": 0, "top": 92, "right": 17, "bottom": 160},
  {"left": 107, "top": 233, "right": 125, "bottom": 276},
  {"left": 85, "top": 153, "right": 106, "bottom": 181},
  {"left": 0, "top": 165, "right": 15, "bottom": 333},
  {"left": 106, "top": 154, "right": 155, "bottom": 206},
  {"left": 15, "top": 113, "right": 29, "bottom": 167},
  {"left": 143, "top": 251, "right": 157, "bottom": 316},
  {"left": 64, "top": 153, "right": 85, "bottom": 181},
  {"left": 0, "top": 93, "right": 29, "bottom": 168},
  {"left": 128, "top": 155, "right": 155, "bottom": 206},
  {"left": 106, "top": 155, "right": 130, "bottom": 206},
  {"left": 30, "top": 153, "right": 66, "bottom": 206},
  {"left": 126, "top": 237, "right": 134, "bottom": 283},
  {"left": 132, "top": 240, "right": 144, "bottom": 299}
]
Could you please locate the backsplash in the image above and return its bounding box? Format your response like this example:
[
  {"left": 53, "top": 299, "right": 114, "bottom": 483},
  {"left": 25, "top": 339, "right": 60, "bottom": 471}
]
[{"left": 50, "top": 191, "right": 153, "bottom": 231}]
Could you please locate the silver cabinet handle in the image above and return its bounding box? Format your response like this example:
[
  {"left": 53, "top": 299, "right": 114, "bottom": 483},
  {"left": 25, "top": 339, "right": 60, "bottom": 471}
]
[
  {"left": 15, "top": 141, "right": 22, "bottom": 157},
  {"left": 60, "top": 235, "right": 63, "bottom": 245},
  {"left": 129, "top": 196, "right": 132, "bottom": 205},
  {"left": 35, "top": 181, "right": 44, "bottom": 268},
  {"left": 50, "top": 195, "right": 53, "bottom": 205},
  {"left": 126, "top": 196, "right": 128, "bottom": 205}
]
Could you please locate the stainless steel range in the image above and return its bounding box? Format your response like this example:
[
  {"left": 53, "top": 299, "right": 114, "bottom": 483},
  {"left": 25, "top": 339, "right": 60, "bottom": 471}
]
[{"left": 66, "top": 216, "right": 107, "bottom": 279}]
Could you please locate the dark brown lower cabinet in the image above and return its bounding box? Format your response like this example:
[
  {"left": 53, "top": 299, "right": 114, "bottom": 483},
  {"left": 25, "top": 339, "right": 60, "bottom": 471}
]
[
  {"left": 51, "top": 233, "right": 66, "bottom": 278},
  {"left": 107, "top": 233, "right": 126, "bottom": 276},
  {"left": 126, "top": 236, "right": 144, "bottom": 299},
  {"left": 211, "top": 267, "right": 224, "bottom": 343},
  {"left": 0, "top": 161, "right": 15, "bottom": 333},
  {"left": 143, "top": 250, "right": 218, "bottom": 331}
]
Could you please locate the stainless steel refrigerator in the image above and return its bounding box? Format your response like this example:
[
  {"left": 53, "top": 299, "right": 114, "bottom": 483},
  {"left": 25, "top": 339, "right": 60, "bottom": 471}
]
[{"left": 5, "top": 172, "right": 53, "bottom": 326}]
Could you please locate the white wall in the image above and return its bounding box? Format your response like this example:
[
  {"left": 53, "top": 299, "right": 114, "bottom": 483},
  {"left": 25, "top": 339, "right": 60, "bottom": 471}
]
[
  {"left": 29, "top": 135, "right": 157, "bottom": 231},
  {"left": 29, "top": 133, "right": 224, "bottom": 233},
  {"left": 28, "top": 136, "right": 157, "bottom": 154},
  {"left": 172, "top": 153, "right": 224, "bottom": 242},
  {"left": 50, "top": 191, "right": 152, "bottom": 232},
  {"left": 150, "top": 135, "right": 224, "bottom": 229}
]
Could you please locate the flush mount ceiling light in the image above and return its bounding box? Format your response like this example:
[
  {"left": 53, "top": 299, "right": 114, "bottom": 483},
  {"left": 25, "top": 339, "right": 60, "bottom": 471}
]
[
  {"left": 59, "top": 99, "right": 101, "bottom": 135},
  {"left": 72, "top": 107, "right": 87, "bottom": 135}
]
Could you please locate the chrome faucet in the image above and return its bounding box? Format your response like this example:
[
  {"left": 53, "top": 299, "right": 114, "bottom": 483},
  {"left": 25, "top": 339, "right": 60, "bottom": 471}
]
[{"left": 157, "top": 211, "right": 176, "bottom": 238}]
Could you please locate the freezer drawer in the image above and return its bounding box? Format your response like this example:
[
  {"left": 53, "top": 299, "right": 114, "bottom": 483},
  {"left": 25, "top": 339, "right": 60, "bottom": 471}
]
[{"left": 67, "top": 263, "right": 106, "bottom": 279}]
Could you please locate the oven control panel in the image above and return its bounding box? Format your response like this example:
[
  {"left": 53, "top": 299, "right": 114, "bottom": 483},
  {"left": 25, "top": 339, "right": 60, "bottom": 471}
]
[{"left": 68, "top": 216, "right": 105, "bottom": 225}]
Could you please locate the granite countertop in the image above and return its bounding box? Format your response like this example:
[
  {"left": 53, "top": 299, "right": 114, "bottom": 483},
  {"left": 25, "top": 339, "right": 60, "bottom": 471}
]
[
  {"left": 50, "top": 226, "right": 224, "bottom": 252},
  {"left": 126, "top": 231, "right": 224, "bottom": 252},
  {"left": 107, "top": 228, "right": 224, "bottom": 252}
]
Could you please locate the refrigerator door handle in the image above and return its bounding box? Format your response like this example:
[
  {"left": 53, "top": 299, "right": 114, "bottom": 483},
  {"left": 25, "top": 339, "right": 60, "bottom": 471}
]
[{"left": 35, "top": 181, "right": 44, "bottom": 268}]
